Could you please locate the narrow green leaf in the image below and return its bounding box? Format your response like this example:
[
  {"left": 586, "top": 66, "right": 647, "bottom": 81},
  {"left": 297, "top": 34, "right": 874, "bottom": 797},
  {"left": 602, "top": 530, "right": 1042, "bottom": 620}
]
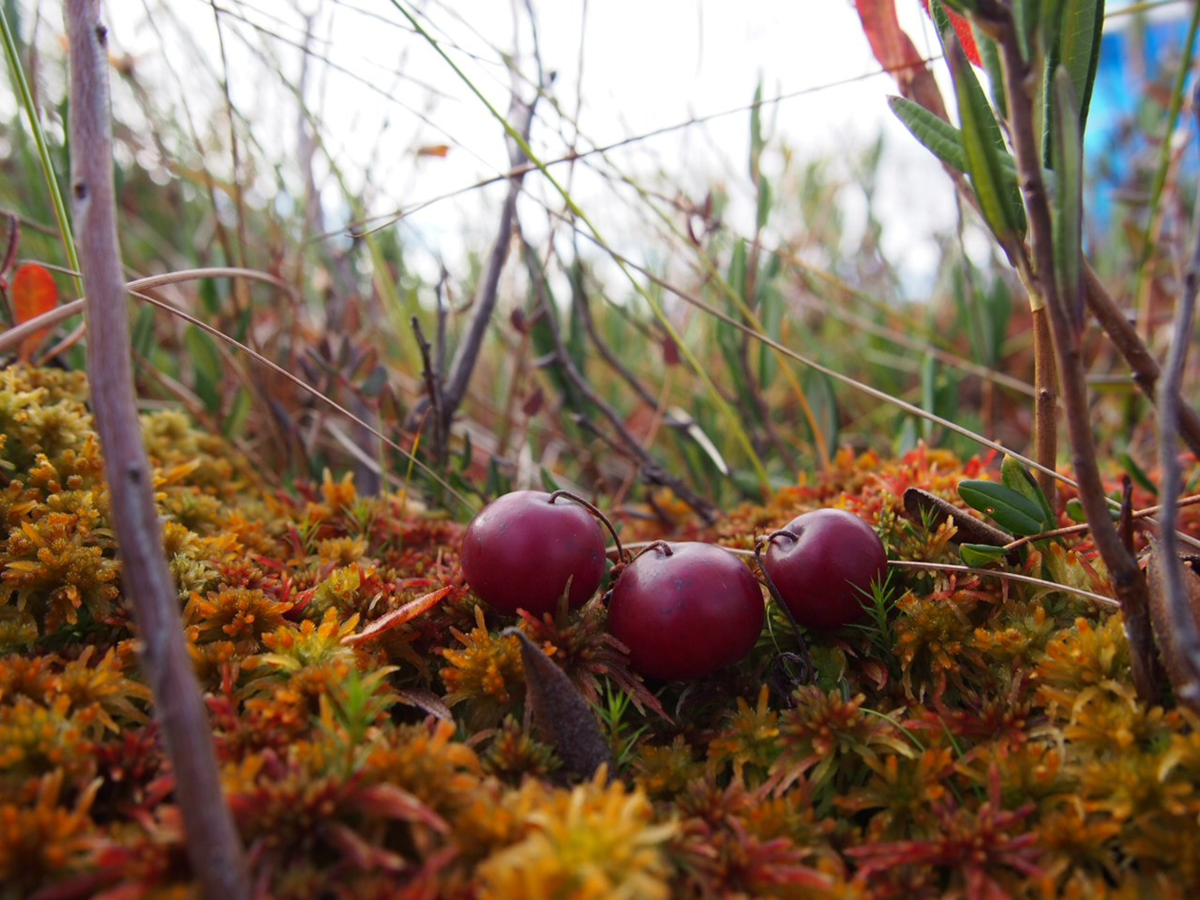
[
  {"left": 921, "top": 353, "right": 940, "bottom": 442},
  {"left": 728, "top": 238, "right": 748, "bottom": 302},
  {"left": 1119, "top": 451, "right": 1158, "bottom": 497},
  {"left": 958, "top": 480, "right": 1046, "bottom": 536},
  {"left": 1060, "top": 0, "right": 1104, "bottom": 130},
  {"left": 184, "top": 325, "right": 222, "bottom": 413},
  {"left": 1013, "top": 0, "right": 1041, "bottom": 62},
  {"left": 539, "top": 467, "right": 562, "bottom": 493},
  {"left": 946, "top": 29, "right": 1026, "bottom": 241},
  {"left": 802, "top": 368, "right": 839, "bottom": 454},
  {"left": 223, "top": 386, "right": 252, "bottom": 439},
  {"left": 1001, "top": 454, "right": 1057, "bottom": 529},
  {"left": 1042, "top": 0, "right": 1104, "bottom": 165},
  {"left": 1051, "top": 67, "right": 1084, "bottom": 328},
  {"left": 757, "top": 283, "right": 783, "bottom": 387},
  {"left": 131, "top": 304, "right": 156, "bottom": 361},
  {"left": 888, "top": 96, "right": 968, "bottom": 172},
  {"left": 976, "top": 24, "right": 1007, "bottom": 119},
  {"left": 756, "top": 175, "right": 772, "bottom": 232},
  {"left": 457, "top": 431, "right": 472, "bottom": 472},
  {"left": 960, "top": 543, "right": 1010, "bottom": 567},
  {"left": 749, "top": 80, "right": 764, "bottom": 181}
]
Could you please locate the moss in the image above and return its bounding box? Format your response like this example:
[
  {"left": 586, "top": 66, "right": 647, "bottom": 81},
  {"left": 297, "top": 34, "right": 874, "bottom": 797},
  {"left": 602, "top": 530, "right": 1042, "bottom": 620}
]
[{"left": 2, "top": 367, "right": 1199, "bottom": 897}]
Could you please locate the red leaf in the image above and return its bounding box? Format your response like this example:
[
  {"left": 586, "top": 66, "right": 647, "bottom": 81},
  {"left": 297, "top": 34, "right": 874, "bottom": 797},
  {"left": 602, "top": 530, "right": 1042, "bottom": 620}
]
[
  {"left": 919, "top": 0, "right": 982, "bottom": 66},
  {"left": 11, "top": 263, "right": 58, "bottom": 361},
  {"left": 522, "top": 385, "right": 544, "bottom": 418},
  {"left": 416, "top": 144, "right": 451, "bottom": 158},
  {"left": 662, "top": 333, "right": 680, "bottom": 367}
]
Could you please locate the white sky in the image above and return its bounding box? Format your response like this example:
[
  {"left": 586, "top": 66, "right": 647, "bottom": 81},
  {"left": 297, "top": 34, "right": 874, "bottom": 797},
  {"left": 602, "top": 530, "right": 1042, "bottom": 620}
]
[{"left": 101, "top": 1, "right": 960, "bottom": 288}]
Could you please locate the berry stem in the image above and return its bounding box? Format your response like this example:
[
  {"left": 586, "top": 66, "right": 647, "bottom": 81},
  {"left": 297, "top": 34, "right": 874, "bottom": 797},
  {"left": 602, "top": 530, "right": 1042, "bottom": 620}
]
[
  {"left": 548, "top": 490, "right": 625, "bottom": 561},
  {"left": 755, "top": 533, "right": 812, "bottom": 687}
]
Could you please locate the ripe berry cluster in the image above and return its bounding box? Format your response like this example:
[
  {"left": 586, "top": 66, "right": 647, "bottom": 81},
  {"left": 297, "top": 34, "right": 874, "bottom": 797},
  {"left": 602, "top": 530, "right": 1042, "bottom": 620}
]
[{"left": 460, "top": 490, "right": 886, "bottom": 681}]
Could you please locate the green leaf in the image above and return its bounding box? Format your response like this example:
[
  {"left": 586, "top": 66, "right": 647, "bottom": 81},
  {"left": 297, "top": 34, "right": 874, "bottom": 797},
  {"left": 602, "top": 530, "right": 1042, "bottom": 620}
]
[
  {"left": 1066, "top": 497, "right": 1087, "bottom": 523},
  {"left": 131, "top": 303, "right": 156, "bottom": 361},
  {"left": 960, "top": 543, "right": 1010, "bottom": 567},
  {"left": 945, "top": 24, "right": 1026, "bottom": 241},
  {"left": 757, "top": 283, "right": 784, "bottom": 387},
  {"left": 539, "top": 467, "right": 561, "bottom": 493},
  {"left": 1119, "top": 451, "right": 1158, "bottom": 497},
  {"left": 976, "top": 23, "right": 1007, "bottom": 119},
  {"left": 1042, "top": 0, "right": 1104, "bottom": 165},
  {"left": 1013, "top": 0, "right": 1041, "bottom": 62},
  {"left": 749, "top": 80, "right": 765, "bottom": 181},
  {"left": 223, "top": 386, "right": 252, "bottom": 439},
  {"left": 958, "top": 480, "right": 1046, "bottom": 535},
  {"left": 728, "top": 238, "right": 747, "bottom": 301},
  {"left": 198, "top": 278, "right": 221, "bottom": 317},
  {"left": 756, "top": 175, "right": 772, "bottom": 232},
  {"left": 184, "top": 325, "right": 222, "bottom": 414},
  {"left": 888, "top": 96, "right": 968, "bottom": 173},
  {"left": 457, "top": 431, "right": 472, "bottom": 472},
  {"left": 1051, "top": 67, "right": 1084, "bottom": 326},
  {"left": 1001, "top": 455, "right": 1056, "bottom": 530},
  {"left": 802, "top": 368, "right": 839, "bottom": 454}
]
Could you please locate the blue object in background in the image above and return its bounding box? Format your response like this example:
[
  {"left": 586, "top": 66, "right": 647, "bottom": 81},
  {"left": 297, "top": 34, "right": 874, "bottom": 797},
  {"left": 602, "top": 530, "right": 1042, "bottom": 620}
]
[{"left": 1085, "top": 5, "right": 1194, "bottom": 233}]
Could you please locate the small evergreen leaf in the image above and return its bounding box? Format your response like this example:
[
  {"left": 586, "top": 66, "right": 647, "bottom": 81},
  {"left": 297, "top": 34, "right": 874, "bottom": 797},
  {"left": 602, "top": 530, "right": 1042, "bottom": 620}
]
[
  {"left": 958, "top": 480, "right": 1046, "bottom": 535},
  {"left": 1066, "top": 497, "right": 1087, "bottom": 523},
  {"left": 1001, "top": 454, "right": 1057, "bottom": 530},
  {"left": 960, "top": 543, "right": 1010, "bottom": 566}
]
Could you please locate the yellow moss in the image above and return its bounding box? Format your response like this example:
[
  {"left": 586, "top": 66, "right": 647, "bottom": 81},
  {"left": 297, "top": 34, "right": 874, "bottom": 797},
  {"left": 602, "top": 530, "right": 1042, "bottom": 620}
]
[{"left": 477, "top": 772, "right": 676, "bottom": 900}]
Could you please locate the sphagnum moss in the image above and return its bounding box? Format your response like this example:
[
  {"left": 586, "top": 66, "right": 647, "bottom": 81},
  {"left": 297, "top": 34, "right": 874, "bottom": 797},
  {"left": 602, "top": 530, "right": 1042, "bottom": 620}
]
[{"left": 1, "top": 366, "right": 1199, "bottom": 898}]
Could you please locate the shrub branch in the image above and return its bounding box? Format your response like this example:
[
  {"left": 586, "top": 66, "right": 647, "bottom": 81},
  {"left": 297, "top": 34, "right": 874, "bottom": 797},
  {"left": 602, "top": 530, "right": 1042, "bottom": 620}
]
[
  {"left": 64, "top": 2, "right": 250, "bottom": 896},
  {"left": 996, "top": 20, "right": 1158, "bottom": 703}
]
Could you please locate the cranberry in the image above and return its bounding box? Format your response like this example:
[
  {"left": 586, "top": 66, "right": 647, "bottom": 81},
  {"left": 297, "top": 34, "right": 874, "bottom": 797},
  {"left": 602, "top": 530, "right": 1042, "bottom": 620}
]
[
  {"left": 761, "top": 508, "right": 886, "bottom": 630},
  {"left": 460, "top": 490, "right": 607, "bottom": 616},
  {"left": 608, "top": 541, "right": 764, "bottom": 681}
]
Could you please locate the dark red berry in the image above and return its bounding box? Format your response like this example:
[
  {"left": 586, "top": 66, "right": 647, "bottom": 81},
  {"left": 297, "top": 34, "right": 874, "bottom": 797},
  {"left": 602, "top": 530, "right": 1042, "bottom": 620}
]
[
  {"left": 762, "top": 508, "right": 886, "bottom": 630},
  {"left": 608, "top": 541, "right": 764, "bottom": 681},
  {"left": 460, "top": 490, "right": 606, "bottom": 616}
]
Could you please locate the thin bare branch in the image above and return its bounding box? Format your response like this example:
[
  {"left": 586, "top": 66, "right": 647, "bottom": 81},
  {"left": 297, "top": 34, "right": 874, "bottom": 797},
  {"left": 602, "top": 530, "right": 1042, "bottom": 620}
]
[
  {"left": 64, "top": 3, "right": 249, "bottom": 897},
  {"left": 998, "top": 26, "right": 1158, "bottom": 702},
  {"left": 1153, "top": 80, "right": 1200, "bottom": 710},
  {"left": 439, "top": 79, "right": 537, "bottom": 446}
]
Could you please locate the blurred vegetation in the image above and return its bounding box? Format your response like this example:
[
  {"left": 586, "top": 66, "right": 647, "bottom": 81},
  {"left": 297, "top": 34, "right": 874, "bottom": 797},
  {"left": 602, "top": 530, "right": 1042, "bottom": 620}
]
[{"left": 0, "top": 1, "right": 1194, "bottom": 520}]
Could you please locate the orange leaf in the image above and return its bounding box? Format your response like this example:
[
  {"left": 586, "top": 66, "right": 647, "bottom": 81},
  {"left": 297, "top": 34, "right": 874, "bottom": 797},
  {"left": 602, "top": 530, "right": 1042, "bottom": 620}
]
[
  {"left": 340, "top": 585, "right": 452, "bottom": 646},
  {"left": 854, "top": 0, "right": 926, "bottom": 75},
  {"left": 416, "top": 144, "right": 451, "bottom": 158},
  {"left": 11, "top": 263, "right": 58, "bottom": 362}
]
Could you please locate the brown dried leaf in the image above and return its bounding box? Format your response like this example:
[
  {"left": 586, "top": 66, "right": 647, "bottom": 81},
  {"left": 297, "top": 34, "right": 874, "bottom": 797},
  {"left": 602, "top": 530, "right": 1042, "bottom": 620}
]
[
  {"left": 341, "top": 586, "right": 452, "bottom": 647},
  {"left": 903, "top": 487, "right": 1015, "bottom": 549},
  {"left": 504, "top": 627, "right": 612, "bottom": 780},
  {"left": 394, "top": 687, "right": 454, "bottom": 722},
  {"left": 1146, "top": 549, "right": 1200, "bottom": 712}
]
